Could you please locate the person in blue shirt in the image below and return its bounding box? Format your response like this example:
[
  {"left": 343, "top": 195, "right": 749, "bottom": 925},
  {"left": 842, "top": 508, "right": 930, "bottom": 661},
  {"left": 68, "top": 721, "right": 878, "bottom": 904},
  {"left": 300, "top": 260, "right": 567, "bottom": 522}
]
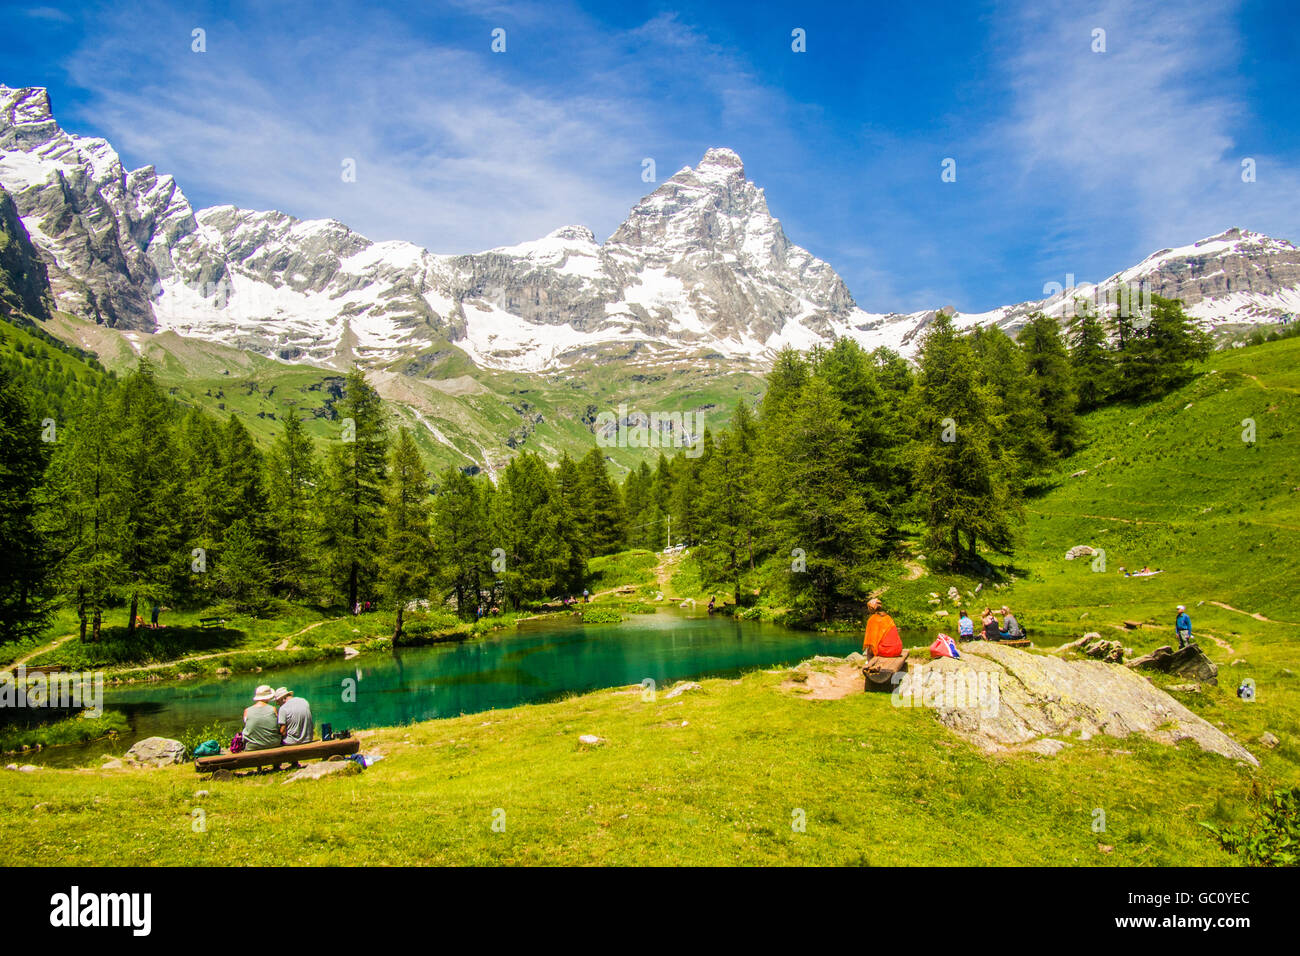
[
  {"left": 957, "top": 610, "right": 975, "bottom": 640},
  {"left": 1175, "top": 605, "right": 1193, "bottom": 648}
]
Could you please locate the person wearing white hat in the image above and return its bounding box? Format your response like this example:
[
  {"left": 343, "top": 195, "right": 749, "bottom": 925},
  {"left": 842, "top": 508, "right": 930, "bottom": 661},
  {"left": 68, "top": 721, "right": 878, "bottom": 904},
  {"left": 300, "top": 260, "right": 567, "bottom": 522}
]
[
  {"left": 242, "top": 684, "right": 282, "bottom": 752},
  {"left": 274, "top": 686, "right": 314, "bottom": 746},
  {"left": 1175, "top": 605, "right": 1193, "bottom": 648}
]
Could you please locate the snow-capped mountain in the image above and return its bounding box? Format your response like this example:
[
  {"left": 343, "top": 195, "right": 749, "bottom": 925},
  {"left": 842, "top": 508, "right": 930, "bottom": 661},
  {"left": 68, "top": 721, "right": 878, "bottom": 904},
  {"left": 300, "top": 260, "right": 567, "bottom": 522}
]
[{"left": 1, "top": 83, "right": 1296, "bottom": 374}]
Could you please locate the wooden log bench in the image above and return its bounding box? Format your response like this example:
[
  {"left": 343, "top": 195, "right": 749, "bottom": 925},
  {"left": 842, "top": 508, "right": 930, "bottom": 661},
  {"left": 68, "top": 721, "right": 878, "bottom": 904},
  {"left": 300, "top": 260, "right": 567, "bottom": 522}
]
[
  {"left": 195, "top": 738, "right": 359, "bottom": 773},
  {"left": 199, "top": 617, "right": 227, "bottom": 629},
  {"left": 862, "top": 649, "right": 909, "bottom": 691},
  {"left": 994, "top": 638, "right": 1032, "bottom": 648}
]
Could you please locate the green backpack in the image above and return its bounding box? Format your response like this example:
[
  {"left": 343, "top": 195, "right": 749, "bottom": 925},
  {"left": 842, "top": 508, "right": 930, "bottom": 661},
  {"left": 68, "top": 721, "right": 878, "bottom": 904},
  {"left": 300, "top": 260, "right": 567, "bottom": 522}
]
[{"left": 193, "top": 739, "right": 221, "bottom": 758}]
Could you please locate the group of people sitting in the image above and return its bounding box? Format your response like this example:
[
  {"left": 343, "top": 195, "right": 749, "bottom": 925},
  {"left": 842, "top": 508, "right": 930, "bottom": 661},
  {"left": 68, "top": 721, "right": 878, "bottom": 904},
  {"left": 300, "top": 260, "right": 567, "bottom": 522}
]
[
  {"left": 862, "top": 598, "right": 1026, "bottom": 659},
  {"left": 241, "top": 684, "right": 314, "bottom": 754},
  {"left": 958, "top": 606, "right": 1025, "bottom": 642}
]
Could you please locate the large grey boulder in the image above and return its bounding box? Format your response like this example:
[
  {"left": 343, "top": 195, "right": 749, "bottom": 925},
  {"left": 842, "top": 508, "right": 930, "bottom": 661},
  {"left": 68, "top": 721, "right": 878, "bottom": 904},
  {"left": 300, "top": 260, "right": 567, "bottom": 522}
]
[
  {"left": 895, "top": 642, "right": 1255, "bottom": 765},
  {"left": 1127, "top": 644, "right": 1219, "bottom": 684},
  {"left": 123, "top": 737, "right": 186, "bottom": 767}
]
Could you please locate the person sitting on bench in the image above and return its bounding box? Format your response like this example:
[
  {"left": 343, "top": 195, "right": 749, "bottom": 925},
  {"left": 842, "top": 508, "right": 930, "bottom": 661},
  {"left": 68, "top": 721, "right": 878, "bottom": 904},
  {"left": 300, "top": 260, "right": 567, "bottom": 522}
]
[
  {"left": 863, "top": 597, "right": 903, "bottom": 658},
  {"left": 999, "top": 606, "right": 1025, "bottom": 640},
  {"left": 980, "top": 608, "right": 1000, "bottom": 641},
  {"left": 274, "top": 686, "right": 314, "bottom": 746},
  {"left": 242, "top": 685, "right": 283, "bottom": 763}
]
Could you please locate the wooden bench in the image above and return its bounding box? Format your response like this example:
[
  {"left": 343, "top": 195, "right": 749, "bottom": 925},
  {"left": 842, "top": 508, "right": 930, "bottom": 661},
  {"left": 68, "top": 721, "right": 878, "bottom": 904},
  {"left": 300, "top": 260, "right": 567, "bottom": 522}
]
[
  {"left": 198, "top": 617, "right": 226, "bottom": 629},
  {"left": 994, "top": 639, "right": 1031, "bottom": 648},
  {"left": 863, "top": 649, "right": 909, "bottom": 691},
  {"left": 195, "top": 738, "right": 359, "bottom": 773}
]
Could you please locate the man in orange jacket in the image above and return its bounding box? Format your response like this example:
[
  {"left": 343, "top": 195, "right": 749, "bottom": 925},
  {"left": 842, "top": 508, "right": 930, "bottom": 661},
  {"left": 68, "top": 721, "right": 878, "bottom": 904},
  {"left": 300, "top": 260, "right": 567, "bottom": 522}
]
[{"left": 863, "top": 597, "right": 903, "bottom": 658}]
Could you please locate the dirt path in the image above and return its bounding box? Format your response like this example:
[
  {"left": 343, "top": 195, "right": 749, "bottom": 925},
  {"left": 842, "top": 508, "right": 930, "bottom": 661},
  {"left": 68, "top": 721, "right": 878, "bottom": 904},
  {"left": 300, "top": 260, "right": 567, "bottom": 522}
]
[
  {"left": 6, "top": 637, "right": 67, "bottom": 670},
  {"left": 1208, "top": 601, "right": 1298, "bottom": 626}
]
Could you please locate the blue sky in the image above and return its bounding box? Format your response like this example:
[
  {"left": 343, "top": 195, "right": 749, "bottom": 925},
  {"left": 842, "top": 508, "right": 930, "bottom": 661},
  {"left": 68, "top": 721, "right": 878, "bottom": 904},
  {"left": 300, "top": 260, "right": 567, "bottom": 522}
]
[{"left": 4, "top": 0, "right": 1298, "bottom": 313}]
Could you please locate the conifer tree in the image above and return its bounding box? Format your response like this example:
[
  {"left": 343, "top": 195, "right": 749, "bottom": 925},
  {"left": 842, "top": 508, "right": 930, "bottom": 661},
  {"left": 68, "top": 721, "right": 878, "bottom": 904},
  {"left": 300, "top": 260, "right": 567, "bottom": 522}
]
[
  {"left": 41, "top": 384, "right": 123, "bottom": 641},
  {"left": 970, "top": 325, "right": 1049, "bottom": 490},
  {"left": 578, "top": 447, "right": 626, "bottom": 555},
  {"left": 317, "top": 368, "right": 388, "bottom": 610},
  {"left": 1068, "top": 305, "right": 1113, "bottom": 412},
  {"left": 111, "top": 360, "right": 181, "bottom": 636},
  {"left": 379, "top": 428, "right": 433, "bottom": 639},
  {"left": 265, "top": 408, "right": 318, "bottom": 598},
  {"left": 211, "top": 518, "right": 270, "bottom": 613},
  {"left": 0, "top": 371, "right": 56, "bottom": 642},
  {"left": 913, "top": 315, "right": 1021, "bottom": 567},
  {"left": 432, "top": 467, "right": 490, "bottom": 616},
  {"left": 759, "top": 377, "right": 880, "bottom": 619},
  {"left": 1019, "top": 313, "right": 1079, "bottom": 454}
]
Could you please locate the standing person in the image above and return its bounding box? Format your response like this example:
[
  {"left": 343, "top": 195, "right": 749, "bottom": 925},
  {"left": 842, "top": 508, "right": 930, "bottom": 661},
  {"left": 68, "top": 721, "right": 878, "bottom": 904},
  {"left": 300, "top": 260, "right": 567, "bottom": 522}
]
[
  {"left": 150, "top": 603, "right": 161, "bottom": 629},
  {"left": 957, "top": 609, "right": 974, "bottom": 641},
  {"left": 583, "top": 589, "right": 590, "bottom": 603},
  {"left": 999, "top": 605, "right": 1025, "bottom": 640},
  {"left": 275, "top": 687, "right": 314, "bottom": 746},
  {"left": 862, "top": 597, "right": 903, "bottom": 659},
  {"left": 708, "top": 595, "right": 716, "bottom": 614},
  {"left": 1175, "top": 604, "right": 1194, "bottom": 648},
  {"left": 980, "top": 608, "right": 1000, "bottom": 641}
]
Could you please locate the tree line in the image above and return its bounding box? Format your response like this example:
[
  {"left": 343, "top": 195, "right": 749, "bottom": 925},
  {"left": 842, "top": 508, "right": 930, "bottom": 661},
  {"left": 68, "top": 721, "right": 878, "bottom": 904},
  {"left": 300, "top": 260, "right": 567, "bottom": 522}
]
[{"left": 0, "top": 295, "right": 1211, "bottom": 642}]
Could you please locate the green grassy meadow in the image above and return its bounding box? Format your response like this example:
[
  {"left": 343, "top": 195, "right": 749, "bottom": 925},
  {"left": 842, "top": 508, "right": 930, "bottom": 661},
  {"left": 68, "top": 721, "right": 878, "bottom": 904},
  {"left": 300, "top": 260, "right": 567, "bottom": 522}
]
[{"left": 2, "top": 337, "right": 1298, "bottom": 866}]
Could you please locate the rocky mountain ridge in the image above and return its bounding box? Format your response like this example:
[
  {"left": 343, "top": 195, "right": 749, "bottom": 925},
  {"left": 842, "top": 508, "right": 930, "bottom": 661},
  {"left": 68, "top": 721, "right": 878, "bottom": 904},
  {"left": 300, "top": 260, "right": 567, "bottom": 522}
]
[{"left": 2, "top": 84, "right": 1296, "bottom": 375}]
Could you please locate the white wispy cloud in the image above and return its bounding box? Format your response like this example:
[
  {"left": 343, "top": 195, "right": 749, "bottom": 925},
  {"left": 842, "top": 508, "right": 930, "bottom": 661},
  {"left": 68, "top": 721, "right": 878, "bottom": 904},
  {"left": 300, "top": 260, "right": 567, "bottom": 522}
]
[
  {"left": 995, "top": 0, "right": 1300, "bottom": 270},
  {"left": 55, "top": 2, "right": 789, "bottom": 254}
]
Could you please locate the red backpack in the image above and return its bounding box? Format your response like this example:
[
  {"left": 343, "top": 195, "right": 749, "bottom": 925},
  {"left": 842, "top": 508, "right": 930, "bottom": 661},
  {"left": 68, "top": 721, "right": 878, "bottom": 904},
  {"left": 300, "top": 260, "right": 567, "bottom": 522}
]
[
  {"left": 929, "top": 634, "right": 960, "bottom": 659},
  {"left": 229, "top": 732, "right": 246, "bottom": 754}
]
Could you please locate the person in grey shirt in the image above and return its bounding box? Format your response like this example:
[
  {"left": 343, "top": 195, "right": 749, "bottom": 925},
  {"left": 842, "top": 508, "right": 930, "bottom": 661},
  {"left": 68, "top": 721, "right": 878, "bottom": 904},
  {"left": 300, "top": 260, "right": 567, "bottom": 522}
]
[
  {"left": 274, "top": 687, "right": 314, "bottom": 745},
  {"left": 999, "top": 606, "right": 1025, "bottom": 640}
]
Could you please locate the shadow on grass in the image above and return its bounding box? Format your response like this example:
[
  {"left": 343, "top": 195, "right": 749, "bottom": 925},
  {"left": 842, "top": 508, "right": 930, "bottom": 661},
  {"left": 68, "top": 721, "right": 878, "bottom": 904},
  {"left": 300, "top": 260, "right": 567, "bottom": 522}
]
[{"left": 34, "top": 626, "right": 247, "bottom": 667}]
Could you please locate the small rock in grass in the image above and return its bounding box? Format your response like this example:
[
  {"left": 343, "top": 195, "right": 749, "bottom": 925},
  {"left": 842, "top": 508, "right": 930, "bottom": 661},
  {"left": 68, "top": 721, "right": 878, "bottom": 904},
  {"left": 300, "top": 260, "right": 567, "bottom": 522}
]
[
  {"left": 100, "top": 759, "right": 124, "bottom": 770},
  {"left": 1022, "top": 739, "right": 1068, "bottom": 757},
  {"left": 19, "top": 765, "right": 37, "bottom": 772},
  {"left": 578, "top": 734, "right": 605, "bottom": 746},
  {"left": 194, "top": 790, "right": 209, "bottom": 798},
  {"left": 1259, "top": 732, "right": 1279, "bottom": 749}
]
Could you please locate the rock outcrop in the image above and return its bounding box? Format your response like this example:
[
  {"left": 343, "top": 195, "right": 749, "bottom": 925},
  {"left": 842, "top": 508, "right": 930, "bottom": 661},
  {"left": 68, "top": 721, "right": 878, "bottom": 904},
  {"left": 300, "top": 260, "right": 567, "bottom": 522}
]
[
  {"left": 1127, "top": 644, "right": 1219, "bottom": 684},
  {"left": 123, "top": 736, "right": 185, "bottom": 767},
  {"left": 895, "top": 642, "right": 1254, "bottom": 764}
]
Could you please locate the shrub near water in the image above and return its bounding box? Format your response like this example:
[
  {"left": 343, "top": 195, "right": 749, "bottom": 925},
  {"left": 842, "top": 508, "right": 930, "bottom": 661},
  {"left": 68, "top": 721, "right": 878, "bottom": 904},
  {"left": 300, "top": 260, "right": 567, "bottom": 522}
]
[
  {"left": 177, "top": 720, "right": 235, "bottom": 759},
  {"left": 578, "top": 606, "right": 623, "bottom": 624},
  {"left": 0, "top": 711, "right": 128, "bottom": 752}
]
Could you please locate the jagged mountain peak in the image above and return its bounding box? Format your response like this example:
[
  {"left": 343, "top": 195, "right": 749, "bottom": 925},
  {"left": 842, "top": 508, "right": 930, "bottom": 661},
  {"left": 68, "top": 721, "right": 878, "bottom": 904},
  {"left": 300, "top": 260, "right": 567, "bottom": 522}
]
[
  {"left": 1, "top": 86, "right": 54, "bottom": 125},
  {"left": 1, "top": 84, "right": 1297, "bottom": 374},
  {"left": 544, "top": 224, "right": 598, "bottom": 244}
]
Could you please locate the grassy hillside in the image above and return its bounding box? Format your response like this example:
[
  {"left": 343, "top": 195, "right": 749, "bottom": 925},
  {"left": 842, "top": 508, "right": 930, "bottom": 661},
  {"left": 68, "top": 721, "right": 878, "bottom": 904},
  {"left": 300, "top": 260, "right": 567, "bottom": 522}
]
[
  {"left": 3, "top": 334, "right": 1296, "bottom": 868},
  {"left": 0, "top": 658, "right": 1264, "bottom": 866},
  {"left": 39, "top": 312, "right": 763, "bottom": 476}
]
